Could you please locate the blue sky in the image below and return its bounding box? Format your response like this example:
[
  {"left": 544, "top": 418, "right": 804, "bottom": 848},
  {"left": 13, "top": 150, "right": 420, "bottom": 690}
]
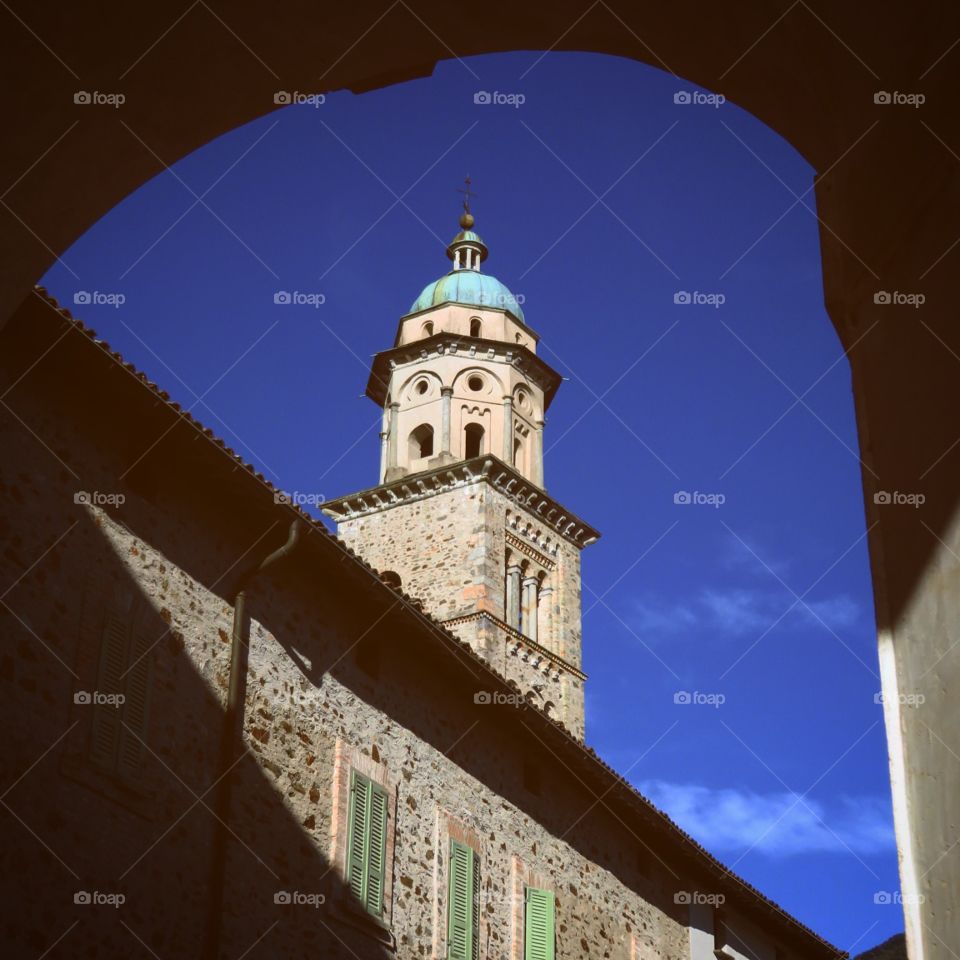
[{"left": 41, "top": 51, "right": 899, "bottom": 952}]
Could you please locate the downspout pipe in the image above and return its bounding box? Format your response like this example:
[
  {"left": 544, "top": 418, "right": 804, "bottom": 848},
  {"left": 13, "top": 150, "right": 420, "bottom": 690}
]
[{"left": 203, "top": 518, "right": 303, "bottom": 960}]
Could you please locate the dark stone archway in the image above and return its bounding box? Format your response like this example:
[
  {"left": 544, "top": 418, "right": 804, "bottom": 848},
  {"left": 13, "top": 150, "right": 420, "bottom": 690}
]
[{"left": 3, "top": 5, "right": 959, "bottom": 957}]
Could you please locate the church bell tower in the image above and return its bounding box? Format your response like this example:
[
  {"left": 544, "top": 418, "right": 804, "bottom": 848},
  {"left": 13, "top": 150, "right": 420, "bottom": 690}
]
[{"left": 323, "top": 192, "right": 599, "bottom": 739}]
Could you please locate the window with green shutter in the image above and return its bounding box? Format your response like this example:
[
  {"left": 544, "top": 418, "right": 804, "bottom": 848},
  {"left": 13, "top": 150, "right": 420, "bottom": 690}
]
[
  {"left": 89, "top": 599, "right": 153, "bottom": 778},
  {"left": 346, "top": 770, "right": 389, "bottom": 917},
  {"left": 524, "top": 886, "right": 555, "bottom": 960},
  {"left": 447, "top": 839, "right": 480, "bottom": 960}
]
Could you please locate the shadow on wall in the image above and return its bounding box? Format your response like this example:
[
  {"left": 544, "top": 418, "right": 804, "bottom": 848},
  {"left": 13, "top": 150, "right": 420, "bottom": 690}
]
[
  {"left": 0, "top": 505, "right": 395, "bottom": 960},
  {"left": 255, "top": 539, "right": 684, "bottom": 927},
  {"left": 0, "top": 293, "right": 703, "bottom": 956}
]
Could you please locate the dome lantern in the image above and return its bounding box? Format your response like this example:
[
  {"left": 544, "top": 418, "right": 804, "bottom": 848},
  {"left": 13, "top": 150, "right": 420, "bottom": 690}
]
[
  {"left": 446, "top": 185, "right": 488, "bottom": 269},
  {"left": 412, "top": 183, "right": 524, "bottom": 322}
]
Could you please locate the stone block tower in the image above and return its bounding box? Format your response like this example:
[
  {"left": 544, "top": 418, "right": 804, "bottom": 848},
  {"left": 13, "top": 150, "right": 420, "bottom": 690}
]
[{"left": 324, "top": 198, "right": 599, "bottom": 739}]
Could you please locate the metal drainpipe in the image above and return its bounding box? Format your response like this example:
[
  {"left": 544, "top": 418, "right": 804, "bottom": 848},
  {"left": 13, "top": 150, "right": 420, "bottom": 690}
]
[{"left": 203, "top": 518, "right": 302, "bottom": 960}]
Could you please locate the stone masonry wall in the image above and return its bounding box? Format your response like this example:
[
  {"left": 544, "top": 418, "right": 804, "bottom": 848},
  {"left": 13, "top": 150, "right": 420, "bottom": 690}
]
[
  {"left": 337, "top": 483, "right": 503, "bottom": 623},
  {"left": 0, "top": 325, "right": 803, "bottom": 960},
  {"left": 335, "top": 479, "right": 589, "bottom": 738},
  {"left": 455, "top": 615, "right": 585, "bottom": 739},
  {"left": 0, "top": 371, "right": 693, "bottom": 960}
]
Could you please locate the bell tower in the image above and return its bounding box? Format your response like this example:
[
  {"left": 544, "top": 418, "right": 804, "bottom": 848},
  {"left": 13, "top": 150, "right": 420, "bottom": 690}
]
[
  {"left": 324, "top": 195, "right": 600, "bottom": 740},
  {"left": 377, "top": 199, "right": 548, "bottom": 486}
]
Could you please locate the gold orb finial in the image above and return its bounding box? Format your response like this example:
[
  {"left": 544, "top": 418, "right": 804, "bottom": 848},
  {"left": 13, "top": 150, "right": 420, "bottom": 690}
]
[{"left": 456, "top": 175, "right": 478, "bottom": 230}]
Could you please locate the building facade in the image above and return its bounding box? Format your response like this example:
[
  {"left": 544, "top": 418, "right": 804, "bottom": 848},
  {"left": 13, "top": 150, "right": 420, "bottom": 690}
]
[{"left": 0, "top": 266, "right": 841, "bottom": 960}]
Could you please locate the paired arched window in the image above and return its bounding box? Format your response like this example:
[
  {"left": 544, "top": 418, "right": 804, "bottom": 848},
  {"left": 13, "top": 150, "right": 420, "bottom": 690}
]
[
  {"left": 408, "top": 423, "right": 434, "bottom": 460},
  {"left": 464, "top": 423, "right": 485, "bottom": 459},
  {"left": 469, "top": 317, "right": 482, "bottom": 338},
  {"left": 513, "top": 436, "right": 523, "bottom": 467}
]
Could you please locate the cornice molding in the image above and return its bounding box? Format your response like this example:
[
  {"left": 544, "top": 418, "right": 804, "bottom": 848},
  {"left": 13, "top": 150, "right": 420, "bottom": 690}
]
[
  {"left": 441, "top": 610, "right": 587, "bottom": 682},
  {"left": 323, "top": 455, "right": 601, "bottom": 549},
  {"left": 505, "top": 530, "right": 556, "bottom": 570},
  {"left": 364, "top": 333, "right": 562, "bottom": 410}
]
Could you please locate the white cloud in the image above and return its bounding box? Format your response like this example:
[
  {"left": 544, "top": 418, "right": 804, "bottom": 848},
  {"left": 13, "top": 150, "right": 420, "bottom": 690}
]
[
  {"left": 700, "top": 588, "right": 772, "bottom": 634},
  {"left": 637, "top": 779, "right": 894, "bottom": 857},
  {"left": 629, "top": 587, "right": 858, "bottom": 640},
  {"left": 799, "top": 594, "right": 860, "bottom": 629},
  {"left": 631, "top": 600, "right": 699, "bottom": 634}
]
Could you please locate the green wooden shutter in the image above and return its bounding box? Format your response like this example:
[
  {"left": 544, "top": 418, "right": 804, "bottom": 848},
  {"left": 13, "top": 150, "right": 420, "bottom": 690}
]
[
  {"left": 90, "top": 599, "right": 154, "bottom": 777},
  {"left": 117, "top": 618, "right": 152, "bottom": 777},
  {"left": 471, "top": 849, "right": 481, "bottom": 960},
  {"left": 447, "top": 840, "right": 475, "bottom": 959},
  {"left": 346, "top": 772, "right": 389, "bottom": 917},
  {"left": 346, "top": 770, "right": 370, "bottom": 904},
  {"left": 524, "top": 886, "right": 555, "bottom": 960},
  {"left": 366, "top": 781, "right": 388, "bottom": 916},
  {"left": 89, "top": 604, "right": 129, "bottom": 769}
]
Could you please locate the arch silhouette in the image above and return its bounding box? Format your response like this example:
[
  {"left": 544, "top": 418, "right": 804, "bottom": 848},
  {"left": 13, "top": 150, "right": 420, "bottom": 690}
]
[{"left": 3, "top": 9, "right": 959, "bottom": 956}]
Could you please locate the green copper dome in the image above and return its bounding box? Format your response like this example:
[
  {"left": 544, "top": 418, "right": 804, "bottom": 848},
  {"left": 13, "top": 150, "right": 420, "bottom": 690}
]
[
  {"left": 410, "top": 270, "right": 525, "bottom": 323},
  {"left": 410, "top": 205, "right": 525, "bottom": 322}
]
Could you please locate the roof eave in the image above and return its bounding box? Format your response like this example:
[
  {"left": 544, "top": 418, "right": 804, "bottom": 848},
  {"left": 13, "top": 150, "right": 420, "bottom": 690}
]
[
  {"left": 364, "top": 333, "right": 561, "bottom": 410},
  {"left": 322, "top": 453, "right": 601, "bottom": 549}
]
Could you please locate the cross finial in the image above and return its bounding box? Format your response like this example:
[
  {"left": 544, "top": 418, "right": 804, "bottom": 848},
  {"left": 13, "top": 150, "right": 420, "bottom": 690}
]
[
  {"left": 456, "top": 175, "right": 477, "bottom": 228},
  {"left": 457, "top": 175, "right": 478, "bottom": 212}
]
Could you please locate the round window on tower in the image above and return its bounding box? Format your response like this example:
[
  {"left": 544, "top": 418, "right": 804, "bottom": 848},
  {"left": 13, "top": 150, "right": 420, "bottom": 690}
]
[
  {"left": 416, "top": 380, "right": 429, "bottom": 395},
  {"left": 467, "top": 375, "right": 484, "bottom": 393},
  {"left": 516, "top": 388, "right": 532, "bottom": 414}
]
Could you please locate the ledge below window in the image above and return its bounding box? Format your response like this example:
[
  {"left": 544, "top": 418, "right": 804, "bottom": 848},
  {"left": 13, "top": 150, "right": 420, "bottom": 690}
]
[{"left": 327, "top": 892, "right": 397, "bottom": 952}]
